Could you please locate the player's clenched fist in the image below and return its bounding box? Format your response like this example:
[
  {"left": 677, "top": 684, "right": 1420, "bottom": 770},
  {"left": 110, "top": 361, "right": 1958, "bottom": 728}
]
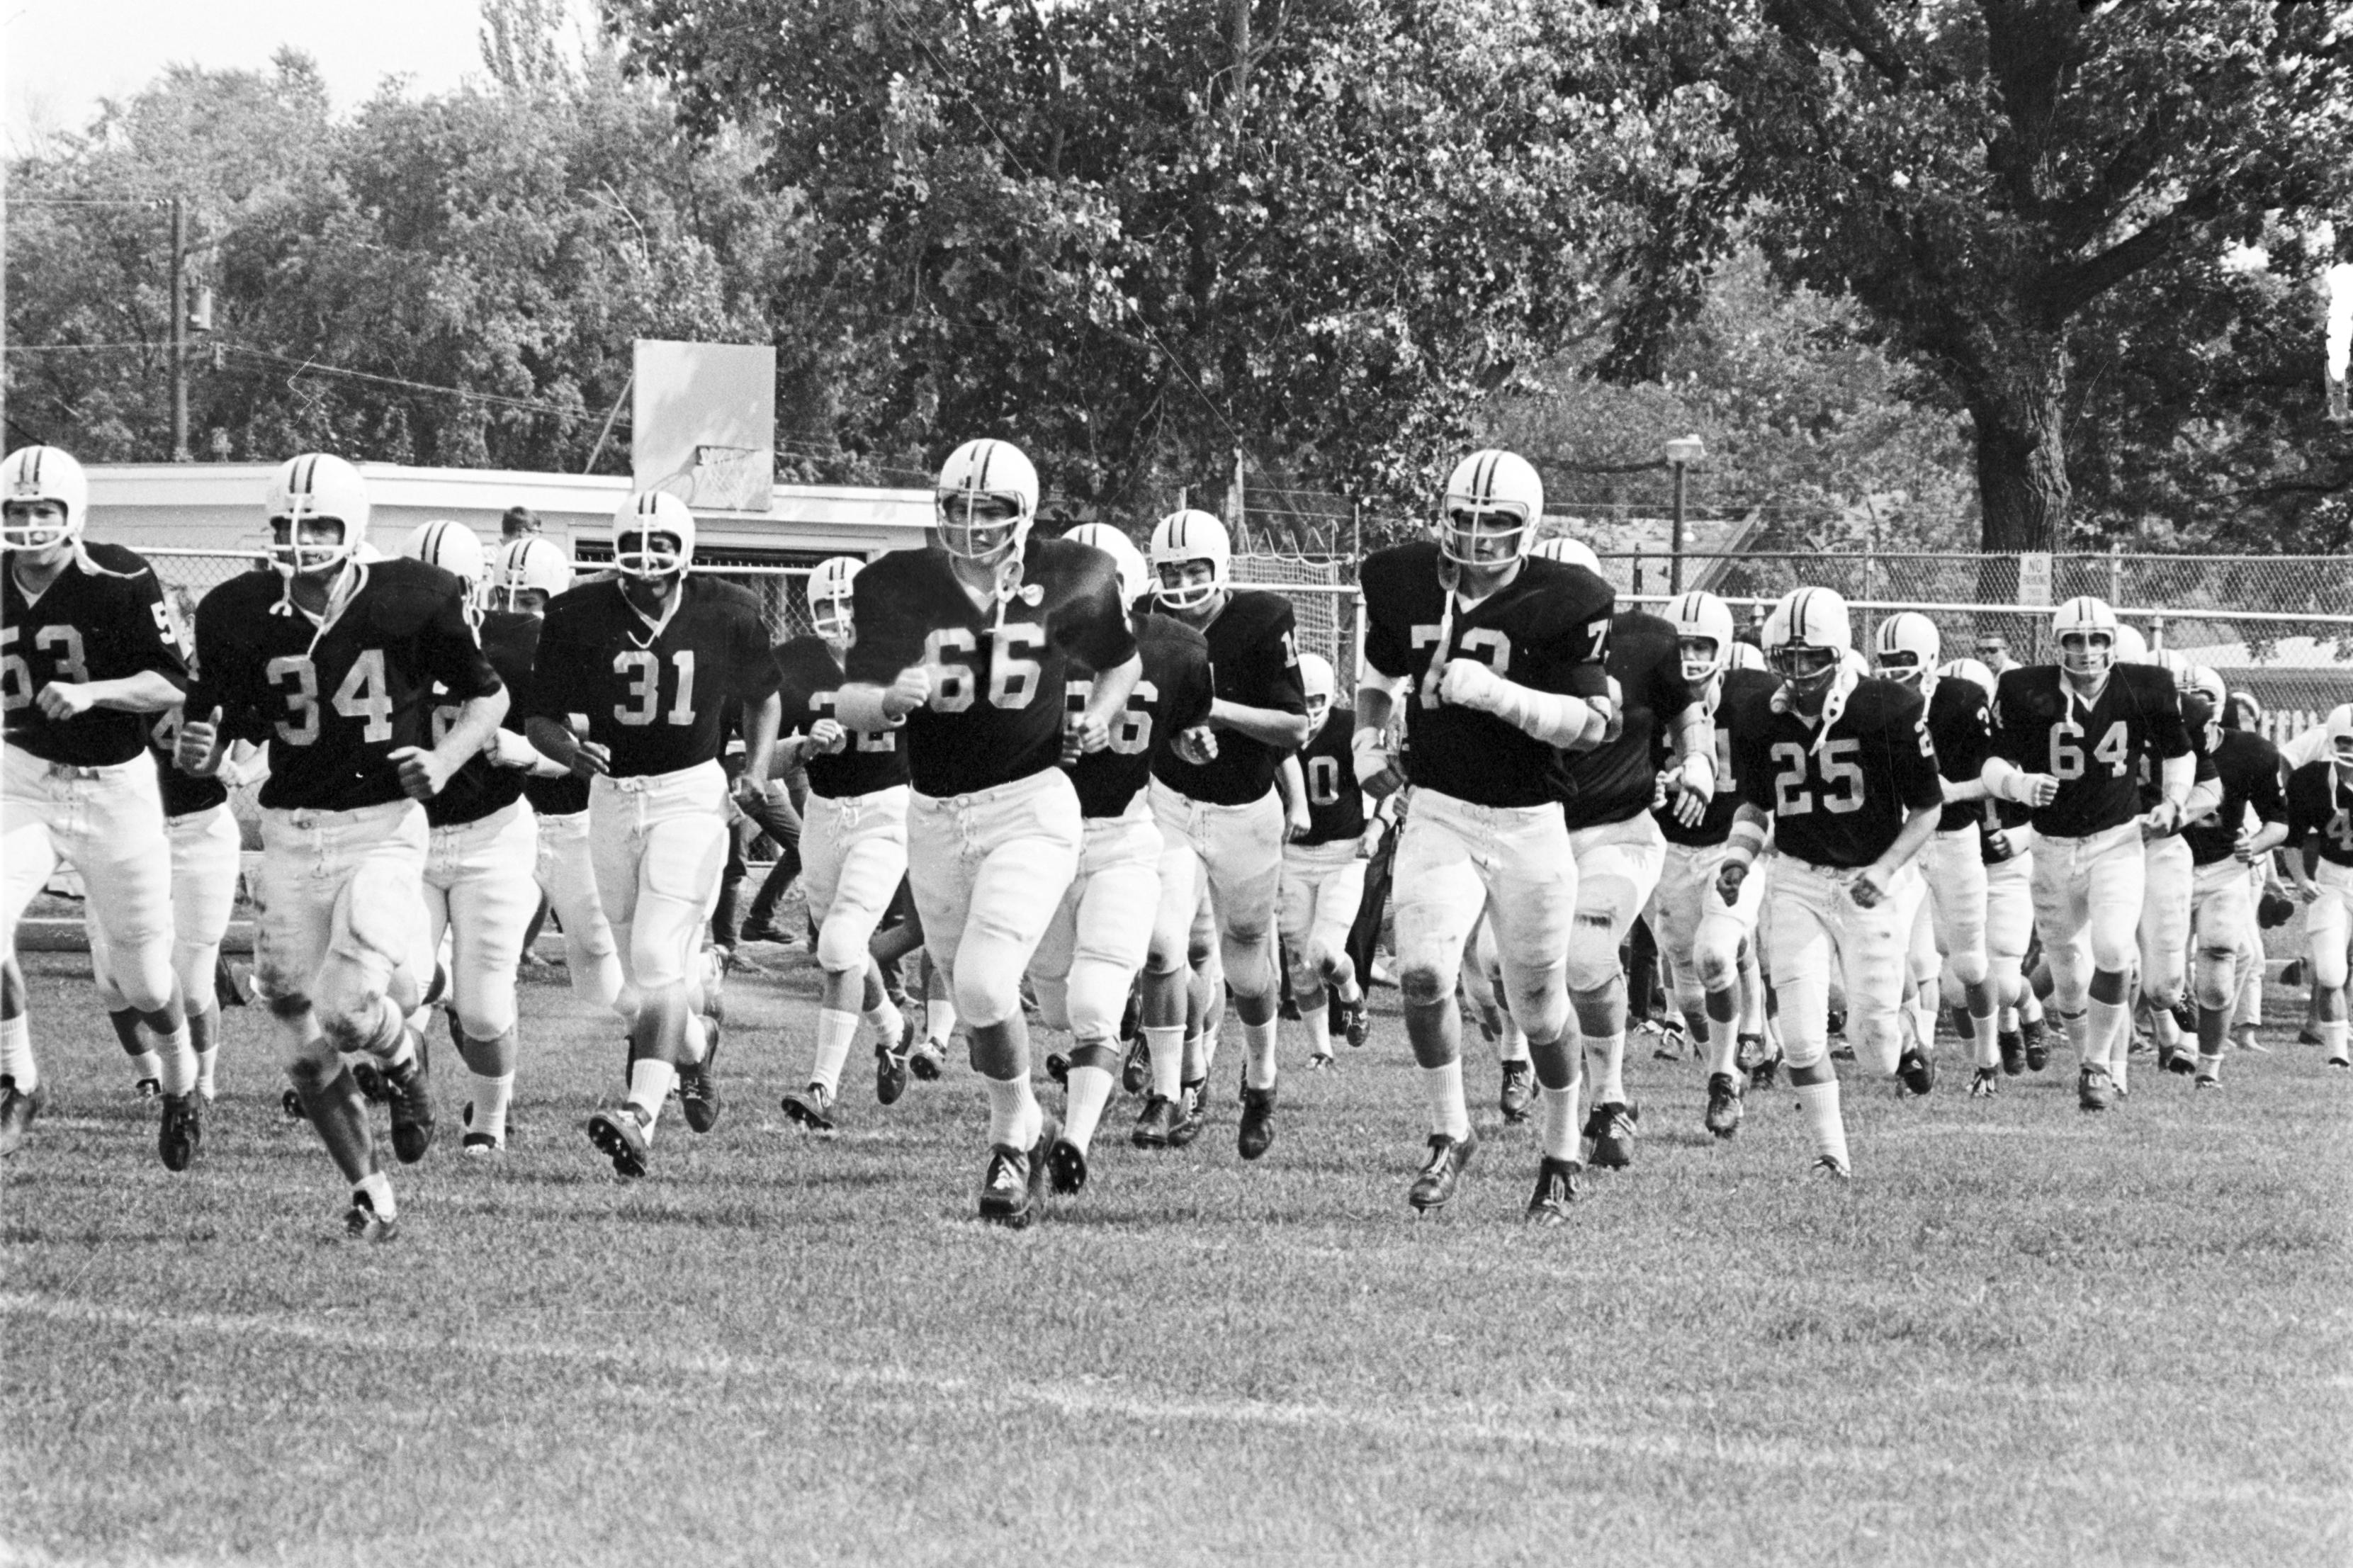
[
  {"left": 1435, "top": 657, "right": 1501, "bottom": 711},
  {"left": 882, "top": 665, "right": 933, "bottom": 719},
  {"left": 807, "top": 717, "right": 848, "bottom": 755},
  {"left": 175, "top": 708, "right": 223, "bottom": 776},
  {"left": 1715, "top": 857, "right": 1749, "bottom": 907},
  {"left": 390, "top": 745, "right": 456, "bottom": 802}
]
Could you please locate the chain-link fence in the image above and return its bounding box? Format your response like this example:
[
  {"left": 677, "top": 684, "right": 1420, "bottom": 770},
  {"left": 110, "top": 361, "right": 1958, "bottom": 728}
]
[{"left": 142, "top": 545, "right": 2353, "bottom": 745}]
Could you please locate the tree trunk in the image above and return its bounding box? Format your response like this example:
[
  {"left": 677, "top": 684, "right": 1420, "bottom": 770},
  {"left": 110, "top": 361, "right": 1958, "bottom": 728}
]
[{"left": 1968, "top": 341, "right": 2071, "bottom": 650}]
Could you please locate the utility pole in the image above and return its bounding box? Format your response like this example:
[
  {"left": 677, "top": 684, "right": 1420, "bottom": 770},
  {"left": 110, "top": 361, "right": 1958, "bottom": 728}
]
[{"left": 169, "top": 196, "right": 193, "bottom": 462}]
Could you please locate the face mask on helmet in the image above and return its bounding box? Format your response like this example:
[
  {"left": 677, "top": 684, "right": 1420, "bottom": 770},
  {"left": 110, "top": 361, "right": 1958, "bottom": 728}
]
[
  {"left": 806, "top": 557, "right": 861, "bottom": 646},
  {"left": 1149, "top": 510, "right": 1231, "bottom": 613},
  {"left": 493, "top": 536, "right": 570, "bottom": 614},
  {"left": 616, "top": 529, "right": 688, "bottom": 577},
  {"left": 1765, "top": 589, "right": 1853, "bottom": 698},
  {"left": 937, "top": 490, "right": 1027, "bottom": 564},
  {"left": 1872, "top": 612, "right": 1938, "bottom": 687},
  {"left": 2052, "top": 597, "right": 2118, "bottom": 680},
  {"left": 1773, "top": 643, "right": 1843, "bottom": 693},
  {"left": 1063, "top": 524, "right": 1150, "bottom": 605},
  {"left": 934, "top": 439, "right": 1039, "bottom": 569},
  {"left": 1678, "top": 637, "right": 1722, "bottom": 684},
  {"left": 265, "top": 453, "right": 371, "bottom": 578},
  {"left": 1438, "top": 450, "right": 1542, "bottom": 570},
  {"left": 2333, "top": 726, "right": 2353, "bottom": 770},
  {"left": 0, "top": 445, "right": 90, "bottom": 554},
  {"left": 1299, "top": 651, "right": 1336, "bottom": 731}
]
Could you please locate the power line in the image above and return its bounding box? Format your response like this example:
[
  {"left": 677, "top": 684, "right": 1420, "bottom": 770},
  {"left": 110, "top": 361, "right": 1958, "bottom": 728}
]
[{"left": 1, "top": 342, "right": 165, "bottom": 353}]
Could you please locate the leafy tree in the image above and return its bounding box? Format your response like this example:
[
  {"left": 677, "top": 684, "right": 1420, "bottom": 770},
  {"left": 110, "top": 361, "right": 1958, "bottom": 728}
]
[{"left": 1640, "top": 0, "right": 2350, "bottom": 555}]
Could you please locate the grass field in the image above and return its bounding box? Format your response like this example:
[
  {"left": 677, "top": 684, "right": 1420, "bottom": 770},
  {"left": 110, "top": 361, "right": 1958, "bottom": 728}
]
[{"left": 4, "top": 944, "right": 2349, "bottom": 1567}]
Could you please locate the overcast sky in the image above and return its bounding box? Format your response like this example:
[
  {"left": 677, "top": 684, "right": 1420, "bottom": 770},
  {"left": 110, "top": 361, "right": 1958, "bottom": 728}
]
[{"left": 2, "top": 0, "right": 600, "bottom": 149}]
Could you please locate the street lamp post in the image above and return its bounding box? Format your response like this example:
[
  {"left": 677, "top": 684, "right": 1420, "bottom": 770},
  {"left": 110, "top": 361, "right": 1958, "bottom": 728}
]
[{"left": 1663, "top": 434, "right": 1705, "bottom": 594}]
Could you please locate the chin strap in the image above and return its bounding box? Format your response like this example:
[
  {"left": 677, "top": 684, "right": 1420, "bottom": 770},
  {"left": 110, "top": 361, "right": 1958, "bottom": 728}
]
[{"left": 1770, "top": 665, "right": 1858, "bottom": 753}]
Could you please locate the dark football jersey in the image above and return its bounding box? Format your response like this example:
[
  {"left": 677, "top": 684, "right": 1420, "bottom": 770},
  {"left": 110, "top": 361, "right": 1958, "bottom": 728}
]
[
  {"left": 1292, "top": 708, "right": 1368, "bottom": 847},
  {"left": 2181, "top": 729, "right": 2284, "bottom": 868},
  {"left": 424, "top": 609, "right": 538, "bottom": 828},
  {"left": 2283, "top": 760, "right": 2353, "bottom": 870},
  {"left": 2, "top": 543, "right": 188, "bottom": 767},
  {"left": 773, "top": 635, "right": 911, "bottom": 800},
  {"left": 529, "top": 576, "right": 780, "bottom": 779},
  {"left": 1657, "top": 665, "right": 1776, "bottom": 849},
  {"left": 1559, "top": 609, "right": 1695, "bottom": 830},
  {"left": 1977, "top": 796, "right": 2033, "bottom": 865},
  {"left": 497, "top": 614, "right": 589, "bottom": 817},
  {"left": 1730, "top": 676, "right": 1943, "bottom": 868},
  {"left": 1992, "top": 664, "right": 2189, "bottom": 838},
  {"left": 1069, "top": 612, "right": 1213, "bottom": 820},
  {"left": 144, "top": 706, "right": 228, "bottom": 819},
  {"left": 1147, "top": 590, "right": 1307, "bottom": 806},
  {"left": 1925, "top": 675, "right": 1993, "bottom": 832},
  {"left": 844, "top": 538, "right": 1136, "bottom": 798},
  {"left": 186, "top": 559, "right": 501, "bottom": 813},
  {"left": 1360, "top": 542, "right": 1613, "bottom": 810}
]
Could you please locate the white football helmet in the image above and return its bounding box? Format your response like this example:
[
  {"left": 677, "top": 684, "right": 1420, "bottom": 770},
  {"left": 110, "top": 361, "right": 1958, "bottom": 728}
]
[
  {"left": 1937, "top": 656, "right": 1997, "bottom": 696},
  {"left": 935, "top": 438, "right": 1039, "bottom": 568},
  {"left": 613, "top": 491, "right": 694, "bottom": 578},
  {"left": 1725, "top": 641, "right": 1768, "bottom": 674},
  {"left": 2185, "top": 665, "right": 2227, "bottom": 718},
  {"left": 402, "top": 520, "right": 486, "bottom": 600},
  {"left": 806, "top": 555, "right": 861, "bottom": 645},
  {"left": 1761, "top": 587, "right": 1853, "bottom": 696},
  {"left": 2149, "top": 647, "right": 2194, "bottom": 691},
  {"left": 2328, "top": 706, "right": 2353, "bottom": 769},
  {"left": 1667, "top": 590, "right": 1735, "bottom": 684},
  {"left": 2051, "top": 596, "right": 2119, "bottom": 679},
  {"left": 1299, "top": 650, "right": 1336, "bottom": 731},
  {"left": 492, "top": 535, "right": 570, "bottom": 611},
  {"left": 1528, "top": 534, "right": 1601, "bottom": 572},
  {"left": 1873, "top": 611, "right": 1939, "bottom": 687},
  {"left": 1064, "top": 522, "right": 1150, "bottom": 605},
  {"left": 2112, "top": 623, "right": 2148, "bottom": 664},
  {"left": 1438, "top": 449, "right": 1542, "bottom": 568},
  {"left": 1149, "top": 509, "right": 1231, "bottom": 612},
  {"left": 1, "top": 445, "right": 90, "bottom": 552},
  {"left": 265, "top": 453, "right": 371, "bottom": 577}
]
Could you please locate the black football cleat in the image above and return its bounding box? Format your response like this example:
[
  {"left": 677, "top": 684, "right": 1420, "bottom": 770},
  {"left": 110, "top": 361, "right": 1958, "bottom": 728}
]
[
  {"left": 351, "top": 1061, "right": 390, "bottom": 1104},
  {"left": 1407, "top": 1131, "right": 1477, "bottom": 1212},
  {"left": 1046, "top": 1132, "right": 1089, "bottom": 1197},
  {"left": 907, "top": 1037, "right": 947, "bottom": 1081},
  {"left": 977, "top": 1124, "right": 1049, "bottom": 1229},
  {"left": 1703, "top": 1073, "right": 1743, "bottom": 1139},
  {"left": 2021, "top": 1015, "right": 2050, "bottom": 1072},
  {"left": 2194, "top": 1073, "right": 2222, "bottom": 1091},
  {"left": 342, "top": 1189, "right": 398, "bottom": 1243},
  {"left": 158, "top": 1092, "right": 203, "bottom": 1172},
  {"left": 2162, "top": 1047, "right": 2198, "bottom": 1077},
  {"left": 1968, "top": 1066, "right": 2000, "bottom": 1099},
  {"left": 0, "top": 1078, "right": 47, "bottom": 1158},
  {"left": 1119, "top": 1036, "right": 1149, "bottom": 1095},
  {"left": 134, "top": 1075, "right": 162, "bottom": 1100},
  {"left": 1237, "top": 1084, "right": 1277, "bottom": 1161},
  {"left": 281, "top": 1086, "right": 310, "bottom": 1122},
  {"left": 1812, "top": 1153, "right": 1852, "bottom": 1183},
  {"left": 586, "top": 1107, "right": 650, "bottom": 1178},
  {"left": 1897, "top": 1045, "right": 1936, "bottom": 1097},
  {"left": 1525, "top": 1155, "right": 1579, "bottom": 1226},
  {"left": 1131, "top": 1094, "right": 1178, "bottom": 1149},
  {"left": 876, "top": 1017, "right": 914, "bottom": 1107},
  {"left": 1498, "top": 1060, "right": 1534, "bottom": 1124},
  {"left": 1168, "top": 1082, "right": 1206, "bottom": 1149},
  {"left": 1044, "top": 1052, "right": 1069, "bottom": 1086},
  {"left": 383, "top": 1053, "right": 436, "bottom": 1164},
  {"left": 780, "top": 1083, "right": 836, "bottom": 1133},
  {"left": 1999, "top": 1028, "right": 2025, "bottom": 1076},
  {"left": 1584, "top": 1102, "right": 1639, "bottom": 1170},
  {"left": 1747, "top": 1047, "right": 1782, "bottom": 1092},
  {"left": 460, "top": 1103, "right": 504, "bottom": 1158},
  {"left": 1339, "top": 993, "right": 1369, "bottom": 1049},
  {"left": 678, "top": 1024, "right": 722, "bottom": 1134},
  {"left": 2077, "top": 1064, "right": 2114, "bottom": 1112}
]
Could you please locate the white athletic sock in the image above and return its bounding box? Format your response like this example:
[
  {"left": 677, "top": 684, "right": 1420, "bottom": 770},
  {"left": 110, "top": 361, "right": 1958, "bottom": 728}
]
[
  {"left": 983, "top": 1073, "right": 1040, "bottom": 1150},
  {"left": 927, "top": 995, "right": 958, "bottom": 1048},
  {"left": 811, "top": 1008, "right": 860, "bottom": 1097},
  {"left": 1302, "top": 1002, "right": 1333, "bottom": 1059},
  {"left": 1970, "top": 1005, "right": 2001, "bottom": 1068},
  {"left": 682, "top": 1013, "right": 709, "bottom": 1065},
  {"left": 1796, "top": 1079, "right": 1849, "bottom": 1170},
  {"left": 2195, "top": 1051, "right": 2223, "bottom": 1081},
  {"left": 2088, "top": 996, "right": 2129, "bottom": 1075},
  {"left": 1419, "top": 1059, "right": 1471, "bottom": 1141},
  {"left": 127, "top": 1048, "right": 162, "bottom": 1086},
  {"left": 2019, "top": 991, "right": 2045, "bottom": 1025},
  {"left": 1498, "top": 1017, "right": 1530, "bottom": 1064},
  {"left": 156, "top": 1024, "right": 198, "bottom": 1097},
  {"left": 470, "top": 1071, "right": 514, "bottom": 1142},
  {"left": 1705, "top": 1014, "right": 1741, "bottom": 1076},
  {"left": 1999, "top": 1004, "right": 2019, "bottom": 1033},
  {"left": 1909, "top": 1000, "right": 1938, "bottom": 1052},
  {"left": 863, "top": 998, "right": 905, "bottom": 1051},
  {"left": 626, "top": 1058, "right": 675, "bottom": 1135},
  {"left": 1145, "top": 1025, "right": 1184, "bottom": 1100},
  {"left": 1242, "top": 1018, "right": 1278, "bottom": 1090},
  {"left": 1586, "top": 1032, "right": 1627, "bottom": 1105},
  {"left": 1537, "top": 1081, "right": 1583, "bottom": 1163},
  {"left": 1180, "top": 1031, "right": 1207, "bottom": 1082},
  {"left": 1, "top": 1013, "right": 35, "bottom": 1092},
  {"left": 1064, "top": 1061, "right": 1114, "bottom": 1151},
  {"left": 2323, "top": 1020, "right": 2349, "bottom": 1065},
  {"left": 356, "top": 1169, "right": 397, "bottom": 1220}
]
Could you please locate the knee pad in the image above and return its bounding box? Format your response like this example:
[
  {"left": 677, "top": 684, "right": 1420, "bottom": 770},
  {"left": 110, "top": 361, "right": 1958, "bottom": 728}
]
[
  {"left": 953, "top": 966, "right": 1023, "bottom": 1030},
  {"left": 1398, "top": 960, "right": 1454, "bottom": 1010},
  {"left": 2191, "top": 947, "right": 2236, "bottom": 1013},
  {"left": 318, "top": 993, "right": 402, "bottom": 1056},
  {"left": 1562, "top": 911, "right": 1621, "bottom": 995},
  {"left": 1064, "top": 961, "right": 1127, "bottom": 1044},
  {"left": 1943, "top": 947, "right": 1989, "bottom": 988},
  {"left": 816, "top": 920, "right": 868, "bottom": 976},
  {"left": 1030, "top": 972, "right": 1073, "bottom": 1034},
  {"left": 1220, "top": 930, "right": 1275, "bottom": 1000},
  {"left": 454, "top": 991, "right": 518, "bottom": 1044}
]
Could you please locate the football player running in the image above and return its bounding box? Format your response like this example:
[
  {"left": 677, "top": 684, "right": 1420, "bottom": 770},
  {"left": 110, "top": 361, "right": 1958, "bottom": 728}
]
[
  {"left": 1356, "top": 449, "right": 1615, "bottom": 1220},
  {"left": 2, "top": 444, "right": 200, "bottom": 1166},
  {"left": 1276, "top": 651, "right": 1374, "bottom": 1073},
  {"left": 491, "top": 535, "right": 625, "bottom": 1013},
  {"left": 2178, "top": 665, "right": 2284, "bottom": 1089},
  {"left": 524, "top": 493, "right": 781, "bottom": 1178},
  {"left": 1135, "top": 509, "right": 1309, "bottom": 1159},
  {"left": 1537, "top": 536, "right": 1705, "bottom": 1172},
  {"left": 1027, "top": 524, "right": 1212, "bottom": 1188},
  {"left": 1717, "top": 589, "right": 1943, "bottom": 1179},
  {"left": 403, "top": 520, "right": 551, "bottom": 1156},
  {"left": 2281, "top": 710, "right": 2353, "bottom": 1071},
  {"left": 1649, "top": 591, "right": 1774, "bottom": 1137},
  {"left": 177, "top": 455, "right": 507, "bottom": 1236},
  {"left": 2133, "top": 650, "right": 2224, "bottom": 1079},
  {"left": 833, "top": 439, "right": 1139, "bottom": 1228},
  {"left": 1982, "top": 597, "right": 2194, "bottom": 1112},
  {"left": 1871, "top": 612, "right": 1999, "bottom": 1095},
  {"left": 773, "top": 557, "right": 919, "bottom": 1132}
]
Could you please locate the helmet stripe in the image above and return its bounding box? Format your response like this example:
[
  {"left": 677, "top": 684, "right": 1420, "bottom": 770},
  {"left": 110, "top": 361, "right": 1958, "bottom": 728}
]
[
  {"left": 976, "top": 443, "right": 995, "bottom": 492},
  {"left": 26, "top": 449, "right": 41, "bottom": 487}
]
